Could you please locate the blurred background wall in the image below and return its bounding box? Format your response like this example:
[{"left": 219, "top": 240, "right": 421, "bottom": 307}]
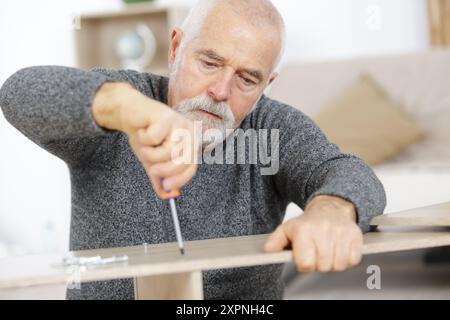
[{"left": 0, "top": 0, "right": 431, "bottom": 256}]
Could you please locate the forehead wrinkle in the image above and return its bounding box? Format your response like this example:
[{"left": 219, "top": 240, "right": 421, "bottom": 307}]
[{"left": 180, "top": 0, "right": 286, "bottom": 71}]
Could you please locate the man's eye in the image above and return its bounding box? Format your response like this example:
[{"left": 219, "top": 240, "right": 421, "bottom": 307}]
[
  {"left": 240, "top": 76, "right": 256, "bottom": 86},
  {"left": 201, "top": 60, "right": 218, "bottom": 68}
]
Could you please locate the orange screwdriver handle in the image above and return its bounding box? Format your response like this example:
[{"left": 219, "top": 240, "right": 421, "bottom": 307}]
[
  {"left": 160, "top": 178, "right": 181, "bottom": 199},
  {"left": 161, "top": 188, "right": 180, "bottom": 200}
]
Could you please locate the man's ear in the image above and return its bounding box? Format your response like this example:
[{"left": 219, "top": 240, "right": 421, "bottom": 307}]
[
  {"left": 267, "top": 72, "right": 278, "bottom": 86},
  {"left": 168, "top": 27, "right": 183, "bottom": 68}
]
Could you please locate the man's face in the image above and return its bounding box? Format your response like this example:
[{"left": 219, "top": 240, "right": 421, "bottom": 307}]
[{"left": 167, "top": 7, "right": 280, "bottom": 134}]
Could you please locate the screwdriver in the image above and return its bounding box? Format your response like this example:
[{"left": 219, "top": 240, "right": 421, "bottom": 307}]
[{"left": 160, "top": 184, "right": 185, "bottom": 255}]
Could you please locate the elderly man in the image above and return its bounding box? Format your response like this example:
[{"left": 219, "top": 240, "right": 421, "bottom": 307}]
[{"left": 0, "top": 0, "right": 385, "bottom": 299}]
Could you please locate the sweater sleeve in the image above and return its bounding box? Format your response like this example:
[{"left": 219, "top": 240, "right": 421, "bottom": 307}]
[
  {"left": 259, "top": 97, "right": 386, "bottom": 233},
  {"left": 0, "top": 65, "right": 156, "bottom": 167}
]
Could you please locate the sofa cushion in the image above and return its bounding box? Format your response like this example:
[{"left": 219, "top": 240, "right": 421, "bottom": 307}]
[
  {"left": 267, "top": 50, "right": 450, "bottom": 167},
  {"left": 313, "top": 75, "right": 427, "bottom": 165}
]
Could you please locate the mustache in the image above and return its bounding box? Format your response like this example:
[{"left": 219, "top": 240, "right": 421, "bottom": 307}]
[{"left": 173, "top": 96, "right": 235, "bottom": 124}]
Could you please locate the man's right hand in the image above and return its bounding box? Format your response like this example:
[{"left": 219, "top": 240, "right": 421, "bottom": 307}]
[{"left": 92, "top": 82, "right": 199, "bottom": 197}]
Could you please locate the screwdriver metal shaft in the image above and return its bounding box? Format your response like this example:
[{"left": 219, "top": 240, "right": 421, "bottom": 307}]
[
  {"left": 168, "top": 197, "right": 185, "bottom": 255},
  {"left": 160, "top": 179, "right": 185, "bottom": 255}
]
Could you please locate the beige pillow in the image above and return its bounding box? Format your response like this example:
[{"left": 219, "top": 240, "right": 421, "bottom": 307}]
[{"left": 313, "top": 75, "right": 427, "bottom": 166}]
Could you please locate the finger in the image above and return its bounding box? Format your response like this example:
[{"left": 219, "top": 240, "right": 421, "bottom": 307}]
[
  {"left": 264, "top": 225, "right": 290, "bottom": 252},
  {"left": 128, "top": 134, "right": 143, "bottom": 158},
  {"left": 149, "top": 157, "right": 191, "bottom": 178},
  {"left": 162, "top": 163, "right": 197, "bottom": 190},
  {"left": 149, "top": 174, "right": 165, "bottom": 198},
  {"left": 332, "top": 238, "right": 351, "bottom": 272},
  {"left": 349, "top": 238, "right": 363, "bottom": 267},
  {"left": 169, "top": 124, "right": 199, "bottom": 165},
  {"left": 140, "top": 141, "right": 181, "bottom": 164},
  {"left": 293, "top": 233, "right": 316, "bottom": 272},
  {"left": 315, "top": 233, "right": 334, "bottom": 272},
  {"left": 138, "top": 122, "right": 170, "bottom": 146}
]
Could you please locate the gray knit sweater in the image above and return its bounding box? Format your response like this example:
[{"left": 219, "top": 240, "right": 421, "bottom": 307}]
[{"left": 0, "top": 66, "right": 386, "bottom": 300}]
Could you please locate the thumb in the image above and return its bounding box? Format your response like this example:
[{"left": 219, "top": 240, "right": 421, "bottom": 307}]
[
  {"left": 149, "top": 174, "right": 165, "bottom": 199},
  {"left": 264, "top": 225, "right": 290, "bottom": 252}
]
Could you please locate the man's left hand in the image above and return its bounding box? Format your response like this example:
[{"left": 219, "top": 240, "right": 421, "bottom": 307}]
[{"left": 264, "top": 195, "right": 363, "bottom": 272}]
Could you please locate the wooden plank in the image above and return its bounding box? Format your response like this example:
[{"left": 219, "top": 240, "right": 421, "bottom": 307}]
[
  {"left": 371, "top": 201, "right": 450, "bottom": 227},
  {"left": 428, "top": 0, "right": 450, "bottom": 46},
  {"left": 1, "top": 229, "right": 450, "bottom": 290},
  {"left": 428, "top": 0, "right": 444, "bottom": 45},
  {"left": 363, "top": 229, "right": 450, "bottom": 254},
  {"left": 80, "top": 4, "right": 175, "bottom": 20},
  {"left": 0, "top": 234, "right": 292, "bottom": 289},
  {"left": 134, "top": 271, "right": 203, "bottom": 300}
]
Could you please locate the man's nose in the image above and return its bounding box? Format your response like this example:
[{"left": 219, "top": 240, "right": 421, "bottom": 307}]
[{"left": 207, "top": 71, "right": 233, "bottom": 102}]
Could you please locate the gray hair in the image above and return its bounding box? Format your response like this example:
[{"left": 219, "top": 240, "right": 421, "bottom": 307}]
[{"left": 179, "top": 0, "right": 286, "bottom": 71}]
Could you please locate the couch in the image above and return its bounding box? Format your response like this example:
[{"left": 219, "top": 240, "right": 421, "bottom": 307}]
[{"left": 268, "top": 49, "right": 450, "bottom": 220}]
